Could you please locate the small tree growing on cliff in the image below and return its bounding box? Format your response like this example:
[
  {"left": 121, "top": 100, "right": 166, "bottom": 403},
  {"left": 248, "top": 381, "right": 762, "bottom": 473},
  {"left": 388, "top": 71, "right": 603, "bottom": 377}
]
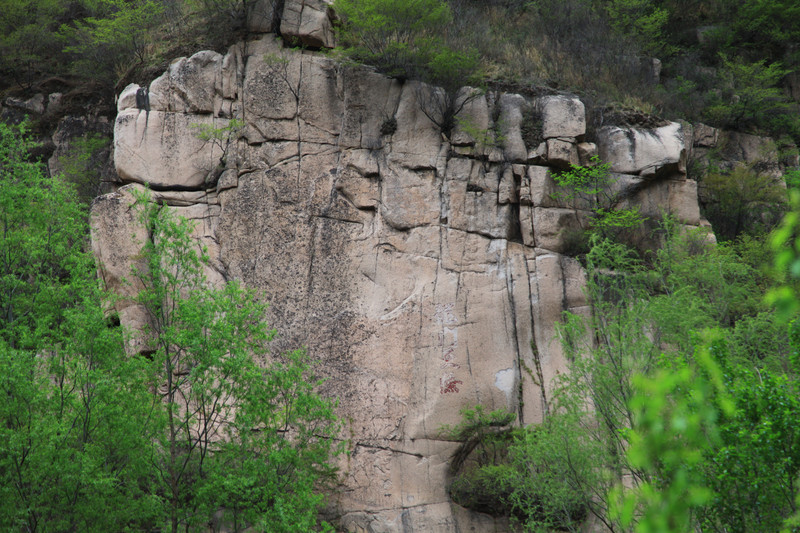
[
  {"left": 131, "top": 191, "right": 340, "bottom": 532},
  {"left": 552, "top": 156, "right": 644, "bottom": 241},
  {"left": 190, "top": 118, "right": 244, "bottom": 187}
]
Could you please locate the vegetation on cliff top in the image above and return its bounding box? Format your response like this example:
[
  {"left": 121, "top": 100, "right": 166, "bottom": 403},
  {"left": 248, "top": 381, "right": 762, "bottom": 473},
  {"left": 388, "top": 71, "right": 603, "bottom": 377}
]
[
  {"left": 1, "top": 0, "right": 798, "bottom": 142},
  {"left": 331, "top": 0, "right": 800, "bottom": 143}
]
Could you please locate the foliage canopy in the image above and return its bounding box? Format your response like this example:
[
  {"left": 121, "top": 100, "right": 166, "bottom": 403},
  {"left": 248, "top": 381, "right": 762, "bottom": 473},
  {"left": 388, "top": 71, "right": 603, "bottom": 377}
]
[{"left": 0, "top": 122, "right": 340, "bottom": 532}]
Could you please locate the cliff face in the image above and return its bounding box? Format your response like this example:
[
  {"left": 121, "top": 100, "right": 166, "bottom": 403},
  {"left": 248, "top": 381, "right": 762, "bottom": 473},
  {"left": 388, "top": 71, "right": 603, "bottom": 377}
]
[{"left": 90, "top": 8, "right": 704, "bottom": 530}]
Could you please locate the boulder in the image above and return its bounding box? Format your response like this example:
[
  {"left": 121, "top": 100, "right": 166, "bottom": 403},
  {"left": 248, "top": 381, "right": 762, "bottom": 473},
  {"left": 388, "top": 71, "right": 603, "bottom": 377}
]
[
  {"left": 539, "top": 95, "right": 585, "bottom": 139},
  {"left": 577, "top": 142, "right": 598, "bottom": 165},
  {"left": 148, "top": 50, "right": 224, "bottom": 114},
  {"left": 114, "top": 109, "right": 228, "bottom": 189},
  {"left": 90, "top": 184, "right": 153, "bottom": 355},
  {"left": 692, "top": 123, "right": 718, "bottom": 148},
  {"left": 451, "top": 90, "right": 490, "bottom": 148},
  {"left": 247, "top": 0, "right": 277, "bottom": 32},
  {"left": 280, "top": 0, "right": 335, "bottom": 48},
  {"left": 546, "top": 138, "right": 579, "bottom": 168},
  {"left": 117, "top": 84, "right": 140, "bottom": 112},
  {"left": 598, "top": 122, "right": 686, "bottom": 177},
  {"left": 532, "top": 207, "right": 586, "bottom": 253},
  {"left": 4, "top": 93, "right": 45, "bottom": 114},
  {"left": 718, "top": 131, "right": 781, "bottom": 177},
  {"left": 498, "top": 93, "right": 527, "bottom": 162},
  {"left": 446, "top": 163, "right": 516, "bottom": 239}
]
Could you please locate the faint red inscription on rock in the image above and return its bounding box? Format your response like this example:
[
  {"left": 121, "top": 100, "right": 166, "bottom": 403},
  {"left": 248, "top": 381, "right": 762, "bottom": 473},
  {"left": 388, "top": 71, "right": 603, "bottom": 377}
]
[{"left": 440, "top": 374, "right": 463, "bottom": 394}]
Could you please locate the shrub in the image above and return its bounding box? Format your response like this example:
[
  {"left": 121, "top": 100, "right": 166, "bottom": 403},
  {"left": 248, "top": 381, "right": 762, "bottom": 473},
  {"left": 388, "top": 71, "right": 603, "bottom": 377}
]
[
  {"left": 505, "top": 417, "right": 593, "bottom": 532},
  {"left": 333, "top": 0, "right": 452, "bottom": 79},
  {"left": 700, "top": 163, "right": 786, "bottom": 241},
  {"left": 551, "top": 156, "right": 645, "bottom": 241},
  {"left": 559, "top": 226, "right": 591, "bottom": 258},
  {"left": 443, "top": 405, "right": 591, "bottom": 531},
  {"left": 190, "top": 117, "right": 244, "bottom": 185},
  {"left": 448, "top": 465, "right": 517, "bottom": 517},
  {"left": 455, "top": 115, "right": 505, "bottom": 160},
  {"left": 379, "top": 115, "right": 397, "bottom": 136},
  {"left": 415, "top": 47, "right": 482, "bottom": 136},
  {"left": 703, "top": 55, "right": 798, "bottom": 136},
  {"left": 519, "top": 106, "right": 543, "bottom": 149},
  {"left": 60, "top": 132, "right": 111, "bottom": 203},
  {"left": 59, "top": 0, "right": 166, "bottom": 83},
  {"left": 442, "top": 405, "right": 593, "bottom": 532}
]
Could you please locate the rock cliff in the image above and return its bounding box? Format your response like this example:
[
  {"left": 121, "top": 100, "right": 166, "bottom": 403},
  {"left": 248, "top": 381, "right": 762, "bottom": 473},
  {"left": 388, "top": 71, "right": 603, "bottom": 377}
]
[{"left": 90, "top": 6, "right": 706, "bottom": 530}]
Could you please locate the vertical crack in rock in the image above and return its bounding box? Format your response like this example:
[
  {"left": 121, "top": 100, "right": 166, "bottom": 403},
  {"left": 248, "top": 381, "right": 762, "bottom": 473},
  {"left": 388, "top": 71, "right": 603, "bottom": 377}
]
[
  {"left": 294, "top": 54, "right": 303, "bottom": 201},
  {"left": 303, "top": 221, "right": 317, "bottom": 333},
  {"left": 503, "top": 247, "right": 524, "bottom": 425},
  {"left": 559, "top": 254, "right": 569, "bottom": 314},
  {"left": 527, "top": 256, "right": 549, "bottom": 420}
]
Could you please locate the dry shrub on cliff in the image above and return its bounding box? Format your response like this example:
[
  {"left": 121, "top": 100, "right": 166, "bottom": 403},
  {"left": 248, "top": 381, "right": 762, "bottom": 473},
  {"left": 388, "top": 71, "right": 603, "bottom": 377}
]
[
  {"left": 333, "top": 0, "right": 482, "bottom": 135},
  {"left": 443, "top": 0, "right": 657, "bottom": 104}
]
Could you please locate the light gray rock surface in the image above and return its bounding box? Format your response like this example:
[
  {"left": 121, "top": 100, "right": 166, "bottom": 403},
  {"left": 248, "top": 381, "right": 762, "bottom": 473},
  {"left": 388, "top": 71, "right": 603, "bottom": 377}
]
[
  {"left": 598, "top": 122, "right": 686, "bottom": 177},
  {"left": 539, "top": 95, "right": 585, "bottom": 139},
  {"left": 280, "top": 0, "right": 335, "bottom": 48},
  {"left": 92, "top": 30, "right": 706, "bottom": 532}
]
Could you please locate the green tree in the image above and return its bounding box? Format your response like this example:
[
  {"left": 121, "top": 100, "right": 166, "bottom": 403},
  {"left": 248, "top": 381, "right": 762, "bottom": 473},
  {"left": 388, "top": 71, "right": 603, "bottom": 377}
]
[
  {"left": 768, "top": 189, "right": 800, "bottom": 319},
  {"left": 701, "top": 163, "right": 786, "bottom": 242},
  {"left": 699, "top": 361, "right": 800, "bottom": 532},
  {"left": 0, "top": 0, "right": 68, "bottom": 89},
  {"left": 130, "top": 191, "right": 340, "bottom": 532},
  {"left": 59, "top": 0, "right": 165, "bottom": 83},
  {"left": 610, "top": 331, "right": 800, "bottom": 533},
  {"left": 591, "top": 222, "right": 799, "bottom": 532},
  {"left": 610, "top": 331, "right": 735, "bottom": 533},
  {"left": 0, "top": 121, "right": 159, "bottom": 531},
  {"left": 602, "top": 0, "right": 670, "bottom": 56},
  {"left": 451, "top": 218, "right": 799, "bottom": 531},
  {"left": 703, "top": 55, "right": 796, "bottom": 135},
  {"left": 0, "top": 119, "right": 96, "bottom": 352},
  {"left": 551, "top": 156, "right": 644, "bottom": 241},
  {"left": 723, "top": 0, "right": 800, "bottom": 66},
  {"left": 0, "top": 120, "right": 340, "bottom": 531}
]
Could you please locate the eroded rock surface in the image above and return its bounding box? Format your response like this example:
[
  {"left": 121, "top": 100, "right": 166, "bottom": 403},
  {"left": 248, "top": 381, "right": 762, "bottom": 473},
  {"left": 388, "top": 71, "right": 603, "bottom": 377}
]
[{"left": 92, "top": 29, "right": 706, "bottom": 531}]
